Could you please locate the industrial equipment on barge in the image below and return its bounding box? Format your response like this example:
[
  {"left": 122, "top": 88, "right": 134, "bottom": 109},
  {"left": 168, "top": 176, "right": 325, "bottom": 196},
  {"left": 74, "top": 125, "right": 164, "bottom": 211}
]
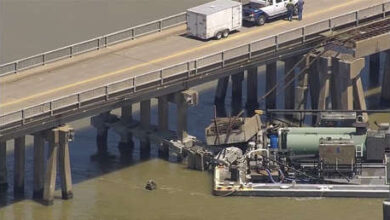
[{"left": 210, "top": 112, "right": 390, "bottom": 198}]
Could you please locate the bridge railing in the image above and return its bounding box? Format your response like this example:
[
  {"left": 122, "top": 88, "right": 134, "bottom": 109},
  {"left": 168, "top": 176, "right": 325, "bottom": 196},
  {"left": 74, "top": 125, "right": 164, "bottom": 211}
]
[
  {"left": 0, "top": 12, "right": 187, "bottom": 76},
  {"left": 0, "top": 0, "right": 249, "bottom": 77},
  {"left": 1, "top": 2, "right": 390, "bottom": 130}
]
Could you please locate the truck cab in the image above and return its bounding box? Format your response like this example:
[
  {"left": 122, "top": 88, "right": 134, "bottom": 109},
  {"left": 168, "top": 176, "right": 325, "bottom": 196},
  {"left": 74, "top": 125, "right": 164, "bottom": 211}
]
[{"left": 243, "top": 0, "right": 299, "bottom": 25}]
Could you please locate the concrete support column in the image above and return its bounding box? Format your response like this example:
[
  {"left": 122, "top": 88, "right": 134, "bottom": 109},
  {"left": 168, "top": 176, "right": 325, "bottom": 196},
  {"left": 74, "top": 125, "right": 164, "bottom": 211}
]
[
  {"left": 308, "top": 57, "right": 320, "bottom": 125},
  {"left": 121, "top": 104, "right": 132, "bottom": 124},
  {"left": 176, "top": 93, "right": 188, "bottom": 142},
  {"left": 265, "top": 62, "right": 277, "bottom": 110},
  {"left": 214, "top": 77, "right": 229, "bottom": 117},
  {"left": 382, "top": 50, "right": 390, "bottom": 104},
  {"left": 140, "top": 100, "right": 151, "bottom": 159},
  {"left": 92, "top": 112, "right": 111, "bottom": 157},
  {"left": 369, "top": 53, "right": 380, "bottom": 86},
  {"left": 284, "top": 57, "right": 299, "bottom": 111},
  {"left": 231, "top": 72, "right": 244, "bottom": 116},
  {"left": 58, "top": 126, "right": 73, "bottom": 200},
  {"left": 0, "top": 141, "right": 7, "bottom": 192},
  {"left": 294, "top": 56, "right": 310, "bottom": 124},
  {"left": 14, "top": 136, "right": 25, "bottom": 195},
  {"left": 158, "top": 96, "right": 169, "bottom": 132},
  {"left": 33, "top": 133, "right": 45, "bottom": 199},
  {"left": 317, "top": 55, "right": 332, "bottom": 110},
  {"left": 140, "top": 100, "right": 151, "bottom": 129},
  {"left": 43, "top": 129, "right": 59, "bottom": 205},
  {"left": 334, "top": 57, "right": 365, "bottom": 110},
  {"left": 246, "top": 66, "right": 259, "bottom": 116},
  {"left": 119, "top": 105, "right": 134, "bottom": 159},
  {"left": 158, "top": 96, "right": 169, "bottom": 159}
]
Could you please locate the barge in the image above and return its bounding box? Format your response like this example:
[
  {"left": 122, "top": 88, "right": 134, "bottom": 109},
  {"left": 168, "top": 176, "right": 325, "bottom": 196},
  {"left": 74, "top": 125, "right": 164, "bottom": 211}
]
[{"left": 207, "top": 112, "right": 390, "bottom": 198}]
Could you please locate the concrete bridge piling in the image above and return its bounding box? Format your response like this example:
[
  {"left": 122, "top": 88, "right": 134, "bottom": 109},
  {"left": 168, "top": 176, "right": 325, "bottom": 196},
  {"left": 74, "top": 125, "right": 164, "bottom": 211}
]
[
  {"left": 214, "top": 76, "right": 229, "bottom": 117},
  {"left": 33, "top": 132, "right": 45, "bottom": 199},
  {"left": 0, "top": 125, "right": 75, "bottom": 205},
  {"left": 158, "top": 95, "right": 170, "bottom": 159},
  {"left": 246, "top": 66, "right": 259, "bottom": 116},
  {"left": 369, "top": 53, "right": 381, "bottom": 86},
  {"left": 42, "top": 126, "right": 74, "bottom": 205},
  {"left": 231, "top": 72, "right": 244, "bottom": 116},
  {"left": 266, "top": 62, "right": 277, "bottom": 110},
  {"left": 382, "top": 50, "right": 390, "bottom": 104},
  {"left": 0, "top": 141, "right": 7, "bottom": 192},
  {"left": 14, "top": 136, "right": 25, "bottom": 196}
]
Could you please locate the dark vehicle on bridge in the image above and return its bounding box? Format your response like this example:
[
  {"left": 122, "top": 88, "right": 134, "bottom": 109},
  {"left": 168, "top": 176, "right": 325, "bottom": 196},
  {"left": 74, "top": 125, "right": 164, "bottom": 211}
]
[{"left": 243, "top": 0, "right": 299, "bottom": 25}]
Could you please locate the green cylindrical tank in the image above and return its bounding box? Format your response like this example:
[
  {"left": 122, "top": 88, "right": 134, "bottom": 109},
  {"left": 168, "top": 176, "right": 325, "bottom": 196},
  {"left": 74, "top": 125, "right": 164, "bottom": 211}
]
[{"left": 279, "top": 127, "right": 367, "bottom": 155}]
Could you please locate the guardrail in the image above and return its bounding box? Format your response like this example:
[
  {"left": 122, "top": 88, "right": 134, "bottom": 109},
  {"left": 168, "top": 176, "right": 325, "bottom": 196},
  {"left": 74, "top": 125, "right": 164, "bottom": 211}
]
[
  {"left": 0, "top": 0, "right": 249, "bottom": 77},
  {"left": 1, "top": 2, "right": 390, "bottom": 131},
  {"left": 0, "top": 12, "right": 187, "bottom": 76}
]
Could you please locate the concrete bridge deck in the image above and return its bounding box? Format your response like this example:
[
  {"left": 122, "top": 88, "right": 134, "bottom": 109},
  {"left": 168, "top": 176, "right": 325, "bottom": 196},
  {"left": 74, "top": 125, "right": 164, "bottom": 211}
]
[
  {"left": 1, "top": 0, "right": 390, "bottom": 140},
  {"left": 1, "top": 0, "right": 385, "bottom": 113},
  {"left": 1, "top": 0, "right": 390, "bottom": 206}
]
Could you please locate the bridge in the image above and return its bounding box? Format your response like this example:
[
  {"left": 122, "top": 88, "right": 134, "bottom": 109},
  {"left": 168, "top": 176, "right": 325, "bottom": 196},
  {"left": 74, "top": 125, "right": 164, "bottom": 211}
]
[{"left": 0, "top": 0, "right": 390, "bottom": 205}]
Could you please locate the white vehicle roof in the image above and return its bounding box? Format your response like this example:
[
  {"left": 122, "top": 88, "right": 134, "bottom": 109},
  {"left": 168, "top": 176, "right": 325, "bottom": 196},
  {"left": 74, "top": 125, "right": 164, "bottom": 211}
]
[
  {"left": 187, "top": 0, "right": 241, "bottom": 15},
  {"left": 249, "top": 0, "right": 268, "bottom": 4}
]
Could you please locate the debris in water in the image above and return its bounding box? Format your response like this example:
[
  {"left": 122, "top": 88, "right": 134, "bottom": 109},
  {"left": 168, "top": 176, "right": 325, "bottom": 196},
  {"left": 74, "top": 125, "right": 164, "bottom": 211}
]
[{"left": 145, "top": 180, "right": 157, "bottom": 191}]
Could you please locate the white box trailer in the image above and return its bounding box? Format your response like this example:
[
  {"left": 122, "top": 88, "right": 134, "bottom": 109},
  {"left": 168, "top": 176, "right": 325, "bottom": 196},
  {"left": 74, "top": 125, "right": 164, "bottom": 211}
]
[{"left": 187, "top": 0, "right": 242, "bottom": 40}]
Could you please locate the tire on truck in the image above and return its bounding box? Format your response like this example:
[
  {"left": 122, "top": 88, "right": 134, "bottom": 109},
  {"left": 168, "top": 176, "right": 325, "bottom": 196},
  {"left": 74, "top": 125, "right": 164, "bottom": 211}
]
[{"left": 255, "top": 15, "right": 266, "bottom": 26}]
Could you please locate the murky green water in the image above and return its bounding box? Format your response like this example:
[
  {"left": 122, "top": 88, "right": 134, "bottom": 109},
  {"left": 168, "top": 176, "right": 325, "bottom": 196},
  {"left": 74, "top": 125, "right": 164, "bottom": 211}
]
[{"left": 0, "top": 0, "right": 389, "bottom": 219}]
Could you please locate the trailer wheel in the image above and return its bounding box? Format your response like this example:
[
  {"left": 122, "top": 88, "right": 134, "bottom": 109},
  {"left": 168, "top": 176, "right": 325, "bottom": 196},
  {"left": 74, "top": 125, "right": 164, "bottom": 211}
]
[
  {"left": 256, "top": 15, "right": 266, "bottom": 26},
  {"left": 222, "top": 30, "right": 229, "bottom": 38},
  {"left": 215, "top": 32, "right": 222, "bottom": 40}
]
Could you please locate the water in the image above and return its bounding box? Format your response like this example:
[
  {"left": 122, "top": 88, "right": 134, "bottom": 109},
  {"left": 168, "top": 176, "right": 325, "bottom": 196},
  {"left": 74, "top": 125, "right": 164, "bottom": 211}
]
[{"left": 0, "top": 0, "right": 388, "bottom": 219}]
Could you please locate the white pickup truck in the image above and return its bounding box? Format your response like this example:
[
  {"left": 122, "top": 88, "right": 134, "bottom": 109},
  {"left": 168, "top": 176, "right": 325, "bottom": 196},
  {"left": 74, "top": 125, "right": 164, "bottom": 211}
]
[{"left": 243, "top": 0, "right": 299, "bottom": 25}]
